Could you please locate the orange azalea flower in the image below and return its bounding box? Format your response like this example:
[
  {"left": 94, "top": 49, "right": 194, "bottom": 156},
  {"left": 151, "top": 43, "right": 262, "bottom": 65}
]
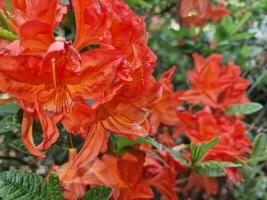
[
  {"left": 184, "top": 173, "right": 218, "bottom": 196},
  {"left": 180, "top": 54, "right": 250, "bottom": 110},
  {"left": 176, "top": 108, "right": 251, "bottom": 195},
  {"left": 51, "top": 123, "right": 106, "bottom": 200},
  {"left": 0, "top": 0, "right": 160, "bottom": 158},
  {"left": 82, "top": 150, "right": 154, "bottom": 200},
  {"left": 148, "top": 67, "right": 182, "bottom": 135},
  {"left": 179, "top": 0, "right": 230, "bottom": 27},
  {"left": 0, "top": 0, "right": 66, "bottom": 34},
  {"left": 208, "top": 3, "right": 231, "bottom": 22},
  {"left": 179, "top": 0, "right": 209, "bottom": 27},
  {"left": 177, "top": 108, "right": 251, "bottom": 162},
  {"left": 80, "top": 150, "right": 178, "bottom": 200},
  {"left": 0, "top": 46, "right": 127, "bottom": 158}
]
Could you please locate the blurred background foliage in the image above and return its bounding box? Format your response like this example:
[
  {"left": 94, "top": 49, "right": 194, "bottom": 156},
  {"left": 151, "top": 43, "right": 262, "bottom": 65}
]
[{"left": 0, "top": 0, "right": 266, "bottom": 199}]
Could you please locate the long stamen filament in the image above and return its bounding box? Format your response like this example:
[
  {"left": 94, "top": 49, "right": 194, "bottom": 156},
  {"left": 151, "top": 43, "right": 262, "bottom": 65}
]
[{"left": 51, "top": 58, "right": 57, "bottom": 91}]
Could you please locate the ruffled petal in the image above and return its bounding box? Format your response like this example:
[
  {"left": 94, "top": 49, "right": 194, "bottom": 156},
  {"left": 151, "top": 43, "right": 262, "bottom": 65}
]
[
  {"left": 72, "top": 0, "right": 111, "bottom": 50},
  {"left": 20, "top": 20, "right": 54, "bottom": 53}
]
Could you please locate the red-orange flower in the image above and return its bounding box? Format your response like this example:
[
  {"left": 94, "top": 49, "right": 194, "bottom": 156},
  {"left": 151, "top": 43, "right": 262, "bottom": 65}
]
[
  {"left": 177, "top": 107, "right": 251, "bottom": 162},
  {"left": 180, "top": 53, "right": 250, "bottom": 110},
  {"left": 176, "top": 107, "right": 251, "bottom": 195},
  {"left": 184, "top": 173, "right": 218, "bottom": 196},
  {"left": 179, "top": 0, "right": 209, "bottom": 27},
  {"left": 179, "top": 0, "right": 230, "bottom": 27},
  {"left": 0, "top": 0, "right": 161, "bottom": 158},
  {"left": 208, "top": 3, "right": 231, "bottom": 22},
  {"left": 51, "top": 123, "right": 106, "bottom": 200},
  {"left": 81, "top": 150, "right": 154, "bottom": 200},
  {"left": 148, "top": 67, "right": 182, "bottom": 135}
]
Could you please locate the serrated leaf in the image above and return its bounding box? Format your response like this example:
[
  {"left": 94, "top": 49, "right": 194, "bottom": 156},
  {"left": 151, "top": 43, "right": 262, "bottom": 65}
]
[
  {"left": 48, "top": 173, "right": 64, "bottom": 200},
  {"left": 0, "top": 170, "right": 49, "bottom": 200},
  {"left": 225, "top": 103, "right": 263, "bottom": 115},
  {"left": 190, "top": 137, "right": 220, "bottom": 163},
  {"left": 194, "top": 161, "right": 241, "bottom": 177},
  {"left": 82, "top": 186, "right": 112, "bottom": 200}
]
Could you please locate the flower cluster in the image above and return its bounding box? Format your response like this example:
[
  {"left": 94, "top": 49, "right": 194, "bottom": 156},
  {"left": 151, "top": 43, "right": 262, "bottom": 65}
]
[
  {"left": 0, "top": 0, "right": 161, "bottom": 159},
  {"left": 0, "top": 0, "right": 254, "bottom": 200}
]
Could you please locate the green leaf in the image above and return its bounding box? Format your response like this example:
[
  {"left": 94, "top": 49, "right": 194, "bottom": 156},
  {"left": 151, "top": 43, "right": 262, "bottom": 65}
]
[
  {"left": 0, "top": 12, "right": 11, "bottom": 31},
  {"left": 4, "top": 0, "right": 12, "bottom": 15},
  {"left": 125, "top": 0, "right": 152, "bottom": 9},
  {"left": 0, "top": 27, "right": 17, "bottom": 41},
  {"left": 190, "top": 137, "right": 220, "bottom": 163},
  {"left": 82, "top": 186, "right": 112, "bottom": 200},
  {"left": 252, "top": 134, "right": 267, "bottom": 157},
  {"left": 194, "top": 161, "right": 241, "bottom": 177},
  {"left": 136, "top": 137, "right": 189, "bottom": 165},
  {"left": 111, "top": 136, "right": 188, "bottom": 165},
  {"left": 221, "top": 16, "right": 234, "bottom": 33},
  {"left": 0, "top": 170, "right": 66, "bottom": 200},
  {"left": 8, "top": 139, "right": 29, "bottom": 154},
  {"left": 248, "top": 134, "right": 267, "bottom": 163},
  {"left": 48, "top": 173, "right": 64, "bottom": 200},
  {"left": 0, "top": 170, "right": 49, "bottom": 200},
  {"left": 229, "top": 32, "right": 255, "bottom": 41},
  {"left": 225, "top": 103, "right": 263, "bottom": 115},
  {"left": 60, "top": 0, "right": 70, "bottom": 5},
  {"left": 0, "top": 116, "right": 20, "bottom": 134},
  {"left": 230, "top": 12, "right": 252, "bottom": 34},
  {"left": 0, "top": 103, "right": 19, "bottom": 115}
]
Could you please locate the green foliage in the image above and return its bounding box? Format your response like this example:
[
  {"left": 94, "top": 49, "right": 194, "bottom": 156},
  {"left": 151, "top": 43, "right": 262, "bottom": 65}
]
[
  {"left": 248, "top": 133, "right": 267, "bottom": 163},
  {"left": 125, "top": 0, "right": 152, "bottom": 9},
  {"left": 4, "top": 0, "right": 12, "bottom": 14},
  {"left": 0, "top": 103, "right": 19, "bottom": 115},
  {"left": 82, "top": 186, "right": 112, "bottom": 200},
  {"left": 111, "top": 135, "right": 188, "bottom": 165},
  {"left": 7, "top": 139, "right": 29, "bottom": 154},
  {"left": 48, "top": 173, "right": 64, "bottom": 200},
  {"left": 0, "top": 170, "right": 50, "bottom": 200},
  {"left": 0, "top": 116, "right": 19, "bottom": 134},
  {"left": 189, "top": 138, "right": 242, "bottom": 177},
  {"left": 0, "top": 170, "right": 65, "bottom": 200},
  {"left": 233, "top": 166, "right": 267, "bottom": 200},
  {"left": 215, "top": 13, "right": 254, "bottom": 43},
  {"left": 190, "top": 137, "right": 220, "bottom": 163},
  {"left": 194, "top": 161, "right": 241, "bottom": 177},
  {"left": 225, "top": 102, "right": 263, "bottom": 115}
]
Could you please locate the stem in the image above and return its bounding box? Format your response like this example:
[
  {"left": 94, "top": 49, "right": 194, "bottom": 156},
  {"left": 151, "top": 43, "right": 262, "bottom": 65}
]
[{"left": 68, "top": 132, "right": 74, "bottom": 148}]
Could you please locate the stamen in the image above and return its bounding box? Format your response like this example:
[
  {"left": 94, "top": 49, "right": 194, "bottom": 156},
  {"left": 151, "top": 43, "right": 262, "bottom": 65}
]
[{"left": 51, "top": 58, "right": 57, "bottom": 91}]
